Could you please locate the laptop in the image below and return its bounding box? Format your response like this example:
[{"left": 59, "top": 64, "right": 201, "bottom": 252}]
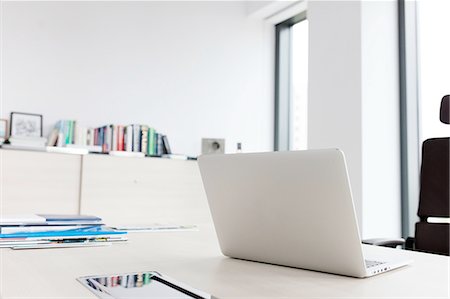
[{"left": 197, "top": 149, "right": 412, "bottom": 278}]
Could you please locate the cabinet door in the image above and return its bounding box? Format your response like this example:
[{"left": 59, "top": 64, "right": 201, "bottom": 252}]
[
  {"left": 0, "top": 150, "right": 81, "bottom": 214},
  {"left": 80, "top": 155, "right": 210, "bottom": 226}
]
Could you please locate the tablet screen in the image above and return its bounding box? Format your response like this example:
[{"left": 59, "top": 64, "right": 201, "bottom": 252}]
[{"left": 78, "top": 271, "right": 210, "bottom": 299}]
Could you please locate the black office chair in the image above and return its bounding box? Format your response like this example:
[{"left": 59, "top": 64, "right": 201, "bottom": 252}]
[{"left": 364, "top": 95, "right": 450, "bottom": 255}]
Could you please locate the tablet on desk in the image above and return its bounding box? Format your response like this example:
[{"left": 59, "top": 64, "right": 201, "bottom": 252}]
[{"left": 78, "top": 271, "right": 212, "bottom": 299}]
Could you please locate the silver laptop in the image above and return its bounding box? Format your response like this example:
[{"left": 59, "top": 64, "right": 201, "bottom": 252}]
[{"left": 198, "top": 149, "right": 412, "bottom": 278}]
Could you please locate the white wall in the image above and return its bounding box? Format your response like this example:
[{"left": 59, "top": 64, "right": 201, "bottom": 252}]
[
  {"left": 308, "top": 0, "right": 401, "bottom": 238},
  {"left": 1, "top": 0, "right": 403, "bottom": 238},
  {"left": 308, "top": 0, "right": 363, "bottom": 233},
  {"left": 361, "top": 0, "right": 401, "bottom": 239},
  {"left": 1, "top": 1, "right": 274, "bottom": 156}
]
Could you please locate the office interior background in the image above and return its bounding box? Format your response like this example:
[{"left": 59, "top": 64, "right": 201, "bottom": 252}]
[{"left": 0, "top": 0, "right": 449, "bottom": 242}]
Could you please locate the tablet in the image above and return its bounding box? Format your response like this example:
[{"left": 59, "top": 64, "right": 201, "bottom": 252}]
[{"left": 78, "top": 271, "right": 212, "bottom": 299}]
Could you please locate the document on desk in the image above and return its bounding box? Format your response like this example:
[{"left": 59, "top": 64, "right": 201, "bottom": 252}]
[
  {"left": 12, "top": 241, "right": 112, "bottom": 250},
  {"left": 0, "top": 214, "right": 46, "bottom": 225},
  {"left": 78, "top": 271, "right": 212, "bottom": 299},
  {"left": 111, "top": 224, "right": 198, "bottom": 233}
]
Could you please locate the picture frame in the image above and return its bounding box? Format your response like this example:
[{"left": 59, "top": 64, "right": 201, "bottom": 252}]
[
  {"left": 10, "top": 112, "right": 43, "bottom": 138},
  {"left": 0, "top": 119, "right": 7, "bottom": 139}
]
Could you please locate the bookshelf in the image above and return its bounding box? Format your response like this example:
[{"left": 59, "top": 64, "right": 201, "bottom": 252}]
[
  {"left": 0, "top": 149, "right": 208, "bottom": 225},
  {"left": 47, "top": 120, "right": 171, "bottom": 156}
]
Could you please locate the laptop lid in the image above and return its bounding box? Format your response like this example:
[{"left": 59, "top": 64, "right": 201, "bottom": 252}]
[{"left": 198, "top": 149, "right": 367, "bottom": 278}]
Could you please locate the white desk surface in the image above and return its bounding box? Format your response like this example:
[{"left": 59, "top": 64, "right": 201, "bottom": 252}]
[{"left": 1, "top": 224, "right": 449, "bottom": 298}]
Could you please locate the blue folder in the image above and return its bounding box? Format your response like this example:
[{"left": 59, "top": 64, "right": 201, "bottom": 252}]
[{"left": 0, "top": 226, "right": 126, "bottom": 239}]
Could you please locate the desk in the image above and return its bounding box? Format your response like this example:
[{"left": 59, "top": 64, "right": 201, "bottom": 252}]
[{"left": 1, "top": 224, "right": 449, "bottom": 298}]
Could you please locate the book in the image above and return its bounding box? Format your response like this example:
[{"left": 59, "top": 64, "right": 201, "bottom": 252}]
[
  {"left": 12, "top": 241, "right": 113, "bottom": 250},
  {"left": 74, "top": 125, "right": 88, "bottom": 146},
  {"left": 111, "top": 224, "right": 197, "bottom": 232},
  {"left": 133, "top": 124, "right": 141, "bottom": 152},
  {"left": 87, "top": 128, "right": 94, "bottom": 146},
  {"left": 47, "top": 128, "right": 59, "bottom": 146},
  {"left": 0, "top": 227, "right": 125, "bottom": 239},
  {"left": 1, "top": 144, "right": 47, "bottom": 151},
  {"left": 64, "top": 120, "right": 71, "bottom": 144},
  {"left": 56, "top": 121, "right": 65, "bottom": 147},
  {"left": 118, "top": 126, "right": 124, "bottom": 151},
  {"left": 106, "top": 125, "right": 112, "bottom": 152},
  {"left": 38, "top": 214, "right": 102, "bottom": 223},
  {"left": 93, "top": 129, "right": 100, "bottom": 145},
  {"left": 148, "top": 127, "right": 156, "bottom": 155},
  {"left": 140, "top": 125, "right": 149, "bottom": 155},
  {"left": 0, "top": 214, "right": 126, "bottom": 249},
  {"left": 162, "top": 135, "right": 171, "bottom": 154},
  {"left": 0, "top": 214, "right": 46, "bottom": 225},
  {"left": 125, "top": 125, "right": 133, "bottom": 152},
  {"left": 112, "top": 125, "right": 118, "bottom": 151},
  {"left": 155, "top": 133, "right": 163, "bottom": 156},
  {"left": 69, "top": 120, "right": 75, "bottom": 144},
  {"left": 0, "top": 225, "right": 98, "bottom": 234},
  {"left": 100, "top": 126, "right": 106, "bottom": 151},
  {"left": 6, "top": 137, "right": 48, "bottom": 148}
]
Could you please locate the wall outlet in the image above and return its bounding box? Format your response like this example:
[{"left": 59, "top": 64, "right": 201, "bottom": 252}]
[{"left": 201, "top": 138, "right": 225, "bottom": 155}]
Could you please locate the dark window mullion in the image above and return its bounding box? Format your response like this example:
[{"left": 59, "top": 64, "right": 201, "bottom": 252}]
[
  {"left": 275, "top": 24, "right": 292, "bottom": 151},
  {"left": 274, "top": 12, "right": 307, "bottom": 151}
]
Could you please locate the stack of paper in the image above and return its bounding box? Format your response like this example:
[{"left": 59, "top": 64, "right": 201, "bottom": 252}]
[
  {"left": 0, "top": 214, "right": 127, "bottom": 249},
  {"left": 6, "top": 136, "right": 48, "bottom": 148}
]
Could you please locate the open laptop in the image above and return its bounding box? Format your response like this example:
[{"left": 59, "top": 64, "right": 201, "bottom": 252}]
[{"left": 197, "top": 149, "right": 412, "bottom": 278}]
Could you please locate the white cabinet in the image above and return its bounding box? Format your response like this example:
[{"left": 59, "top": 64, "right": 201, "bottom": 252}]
[
  {"left": 0, "top": 149, "right": 81, "bottom": 215},
  {"left": 0, "top": 149, "right": 210, "bottom": 225},
  {"left": 80, "top": 154, "right": 211, "bottom": 226},
  {"left": 0, "top": 150, "right": 207, "bottom": 225}
]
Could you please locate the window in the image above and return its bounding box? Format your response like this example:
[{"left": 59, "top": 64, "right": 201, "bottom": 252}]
[
  {"left": 290, "top": 20, "right": 309, "bottom": 150},
  {"left": 274, "top": 13, "right": 308, "bottom": 151},
  {"left": 417, "top": 0, "right": 450, "bottom": 142},
  {"left": 399, "top": 0, "right": 450, "bottom": 237}
]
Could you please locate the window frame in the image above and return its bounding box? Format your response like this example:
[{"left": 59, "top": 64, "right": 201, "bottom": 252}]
[
  {"left": 398, "top": 0, "right": 421, "bottom": 238},
  {"left": 274, "top": 12, "right": 307, "bottom": 151}
]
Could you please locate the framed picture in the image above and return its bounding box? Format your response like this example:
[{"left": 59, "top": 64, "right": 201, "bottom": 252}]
[
  {"left": 0, "top": 119, "right": 7, "bottom": 139},
  {"left": 10, "top": 112, "right": 43, "bottom": 138}
]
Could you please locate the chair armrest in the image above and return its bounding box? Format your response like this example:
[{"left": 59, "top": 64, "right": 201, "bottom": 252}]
[
  {"left": 405, "top": 237, "right": 415, "bottom": 250},
  {"left": 362, "top": 238, "right": 405, "bottom": 248}
]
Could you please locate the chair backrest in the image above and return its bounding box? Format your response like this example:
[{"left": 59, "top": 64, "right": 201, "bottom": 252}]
[
  {"left": 440, "top": 95, "right": 449, "bottom": 124},
  {"left": 418, "top": 138, "right": 450, "bottom": 219},
  {"left": 415, "top": 95, "right": 450, "bottom": 255}
]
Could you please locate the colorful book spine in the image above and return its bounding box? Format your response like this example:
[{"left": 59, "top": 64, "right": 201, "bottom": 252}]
[
  {"left": 133, "top": 125, "right": 141, "bottom": 152},
  {"left": 64, "top": 121, "right": 70, "bottom": 144},
  {"left": 125, "top": 125, "right": 133, "bottom": 152},
  {"left": 148, "top": 128, "right": 155, "bottom": 156},
  {"left": 87, "top": 128, "right": 94, "bottom": 146},
  {"left": 105, "top": 125, "right": 112, "bottom": 153},
  {"left": 110, "top": 125, "right": 115, "bottom": 151},
  {"left": 156, "top": 133, "right": 163, "bottom": 156},
  {"left": 49, "top": 120, "right": 169, "bottom": 157},
  {"left": 140, "top": 126, "right": 149, "bottom": 155},
  {"left": 162, "top": 135, "right": 171, "bottom": 154},
  {"left": 69, "top": 120, "right": 75, "bottom": 144},
  {"left": 56, "top": 121, "right": 64, "bottom": 147},
  {"left": 94, "top": 128, "right": 99, "bottom": 145},
  {"left": 118, "top": 126, "right": 124, "bottom": 151}
]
